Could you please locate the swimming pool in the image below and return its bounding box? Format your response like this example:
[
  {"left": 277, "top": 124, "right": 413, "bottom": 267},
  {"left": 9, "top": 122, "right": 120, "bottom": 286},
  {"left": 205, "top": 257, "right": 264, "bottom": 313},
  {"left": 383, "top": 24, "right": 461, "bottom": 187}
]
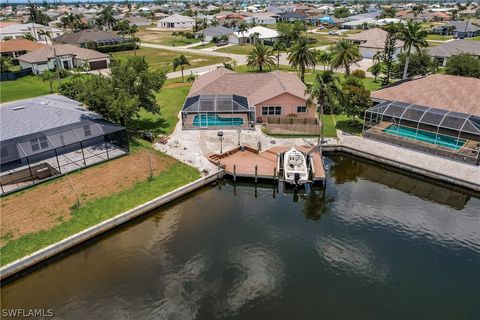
[
  {"left": 193, "top": 114, "right": 244, "bottom": 127},
  {"left": 383, "top": 124, "right": 466, "bottom": 150}
]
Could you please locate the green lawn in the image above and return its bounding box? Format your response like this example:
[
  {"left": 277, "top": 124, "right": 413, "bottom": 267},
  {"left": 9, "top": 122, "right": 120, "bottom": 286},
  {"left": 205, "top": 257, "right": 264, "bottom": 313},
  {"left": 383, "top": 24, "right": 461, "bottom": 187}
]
[
  {"left": 426, "top": 34, "right": 453, "bottom": 41},
  {"left": 215, "top": 44, "right": 256, "bottom": 55},
  {"left": 112, "top": 47, "right": 230, "bottom": 73},
  {"left": 466, "top": 36, "right": 480, "bottom": 41},
  {"left": 0, "top": 75, "right": 69, "bottom": 103},
  {"left": 0, "top": 141, "right": 200, "bottom": 266},
  {"left": 334, "top": 114, "right": 364, "bottom": 135},
  {"left": 128, "top": 81, "right": 191, "bottom": 135},
  {"left": 136, "top": 27, "right": 199, "bottom": 46},
  {"left": 323, "top": 114, "right": 364, "bottom": 137},
  {"left": 322, "top": 114, "right": 338, "bottom": 137}
]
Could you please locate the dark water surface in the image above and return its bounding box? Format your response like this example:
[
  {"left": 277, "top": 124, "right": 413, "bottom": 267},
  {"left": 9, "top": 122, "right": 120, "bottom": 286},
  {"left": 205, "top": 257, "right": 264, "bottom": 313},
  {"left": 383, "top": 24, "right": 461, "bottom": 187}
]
[{"left": 2, "top": 155, "right": 480, "bottom": 319}]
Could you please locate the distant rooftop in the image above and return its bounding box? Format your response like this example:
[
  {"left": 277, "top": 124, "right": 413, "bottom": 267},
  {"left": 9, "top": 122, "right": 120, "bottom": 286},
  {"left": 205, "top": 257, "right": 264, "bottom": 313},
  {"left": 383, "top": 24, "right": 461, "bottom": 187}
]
[{"left": 429, "top": 39, "right": 480, "bottom": 57}]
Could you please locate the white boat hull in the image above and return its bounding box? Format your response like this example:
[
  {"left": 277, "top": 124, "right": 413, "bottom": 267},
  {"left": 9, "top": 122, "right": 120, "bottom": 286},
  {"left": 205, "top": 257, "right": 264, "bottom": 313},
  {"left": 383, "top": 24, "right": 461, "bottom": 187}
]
[{"left": 283, "top": 148, "right": 309, "bottom": 185}]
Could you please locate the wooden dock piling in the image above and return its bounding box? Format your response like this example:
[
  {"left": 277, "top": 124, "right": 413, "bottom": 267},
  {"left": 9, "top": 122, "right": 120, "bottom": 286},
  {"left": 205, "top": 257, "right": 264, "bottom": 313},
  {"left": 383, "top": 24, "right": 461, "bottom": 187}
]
[
  {"left": 255, "top": 165, "right": 258, "bottom": 183},
  {"left": 233, "top": 164, "right": 236, "bottom": 181}
]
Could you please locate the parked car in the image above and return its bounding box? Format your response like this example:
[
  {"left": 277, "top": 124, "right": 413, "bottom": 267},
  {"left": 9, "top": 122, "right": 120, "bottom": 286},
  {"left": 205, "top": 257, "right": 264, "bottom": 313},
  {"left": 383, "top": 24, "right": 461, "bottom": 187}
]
[
  {"left": 216, "top": 40, "right": 228, "bottom": 47},
  {"left": 328, "top": 30, "right": 339, "bottom": 35}
]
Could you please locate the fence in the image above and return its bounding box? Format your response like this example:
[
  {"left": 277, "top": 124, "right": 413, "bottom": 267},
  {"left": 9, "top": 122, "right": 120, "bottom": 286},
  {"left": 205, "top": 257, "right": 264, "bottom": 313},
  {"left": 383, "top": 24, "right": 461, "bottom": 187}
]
[
  {"left": 264, "top": 117, "right": 321, "bottom": 135},
  {"left": 0, "top": 68, "right": 32, "bottom": 81}
]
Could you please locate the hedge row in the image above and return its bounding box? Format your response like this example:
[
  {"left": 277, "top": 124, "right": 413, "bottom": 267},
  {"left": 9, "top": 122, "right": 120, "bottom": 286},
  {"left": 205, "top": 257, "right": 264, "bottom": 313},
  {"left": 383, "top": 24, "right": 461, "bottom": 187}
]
[{"left": 95, "top": 42, "right": 139, "bottom": 53}]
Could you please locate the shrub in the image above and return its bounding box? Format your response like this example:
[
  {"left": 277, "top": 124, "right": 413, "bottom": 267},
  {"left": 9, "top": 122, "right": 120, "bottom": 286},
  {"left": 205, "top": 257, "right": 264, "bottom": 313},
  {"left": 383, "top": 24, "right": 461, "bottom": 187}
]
[
  {"left": 95, "top": 42, "right": 139, "bottom": 53},
  {"left": 351, "top": 69, "right": 366, "bottom": 79},
  {"left": 445, "top": 53, "right": 480, "bottom": 78}
]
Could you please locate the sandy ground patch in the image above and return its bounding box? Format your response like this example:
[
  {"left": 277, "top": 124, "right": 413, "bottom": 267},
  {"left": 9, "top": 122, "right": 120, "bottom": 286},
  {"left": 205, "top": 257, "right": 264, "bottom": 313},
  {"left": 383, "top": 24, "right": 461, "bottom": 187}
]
[{"left": 0, "top": 150, "right": 176, "bottom": 244}]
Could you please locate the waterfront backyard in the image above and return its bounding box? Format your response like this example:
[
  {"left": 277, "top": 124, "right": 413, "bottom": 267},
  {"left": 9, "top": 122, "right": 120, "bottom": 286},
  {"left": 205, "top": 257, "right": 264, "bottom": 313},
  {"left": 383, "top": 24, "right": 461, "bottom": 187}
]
[
  {"left": 2, "top": 155, "right": 479, "bottom": 319},
  {"left": 0, "top": 141, "right": 200, "bottom": 266}
]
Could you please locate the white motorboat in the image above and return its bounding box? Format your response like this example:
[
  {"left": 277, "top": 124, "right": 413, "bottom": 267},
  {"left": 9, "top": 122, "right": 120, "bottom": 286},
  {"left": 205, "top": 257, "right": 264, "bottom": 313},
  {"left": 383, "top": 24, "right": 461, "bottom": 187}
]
[{"left": 283, "top": 148, "right": 309, "bottom": 186}]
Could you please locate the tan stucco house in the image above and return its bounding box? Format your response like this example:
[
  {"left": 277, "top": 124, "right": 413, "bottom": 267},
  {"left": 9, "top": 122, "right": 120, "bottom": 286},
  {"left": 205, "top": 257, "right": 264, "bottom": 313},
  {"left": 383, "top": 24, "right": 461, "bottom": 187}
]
[{"left": 181, "top": 68, "right": 314, "bottom": 130}]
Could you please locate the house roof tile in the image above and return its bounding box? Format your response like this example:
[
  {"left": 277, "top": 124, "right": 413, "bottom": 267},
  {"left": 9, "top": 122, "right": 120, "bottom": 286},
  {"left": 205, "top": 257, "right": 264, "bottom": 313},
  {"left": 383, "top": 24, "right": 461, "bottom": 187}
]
[
  {"left": 370, "top": 74, "right": 480, "bottom": 116},
  {"left": 189, "top": 68, "right": 309, "bottom": 106}
]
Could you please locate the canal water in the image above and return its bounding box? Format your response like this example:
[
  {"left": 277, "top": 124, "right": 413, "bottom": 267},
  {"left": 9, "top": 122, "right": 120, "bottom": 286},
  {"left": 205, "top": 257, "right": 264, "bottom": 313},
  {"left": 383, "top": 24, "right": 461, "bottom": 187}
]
[{"left": 2, "top": 155, "right": 480, "bottom": 319}]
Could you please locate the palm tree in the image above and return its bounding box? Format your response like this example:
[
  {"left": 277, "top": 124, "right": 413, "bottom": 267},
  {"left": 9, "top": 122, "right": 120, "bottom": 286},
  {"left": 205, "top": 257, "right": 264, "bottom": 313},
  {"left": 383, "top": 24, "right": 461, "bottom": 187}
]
[
  {"left": 287, "top": 37, "right": 317, "bottom": 82},
  {"left": 129, "top": 24, "right": 139, "bottom": 56},
  {"left": 98, "top": 5, "right": 117, "bottom": 31},
  {"left": 61, "top": 12, "right": 83, "bottom": 31},
  {"left": 38, "top": 30, "right": 61, "bottom": 87},
  {"left": 308, "top": 71, "right": 343, "bottom": 148},
  {"left": 173, "top": 55, "right": 190, "bottom": 81},
  {"left": 372, "top": 50, "right": 383, "bottom": 64},
  {"left": 316, "top": 50, "right": 332, "bottom": 71},
  {"left": 246, "top": 44, "right": 276, "bottom": 72},
  {"left": 397, "top": 20, "right": 428, "bottom": 79},
  {"left": 272, "top": 42, "right": 286, "bottom": 70},
  {"left": 39, "top": 70, "right": 56, "bottom": 93},
  {"left": 238, "top": 22, "right": 248, "bottom": 46},
  {"left": 330, "top": 39, "right": 362, "bottom": 75},
  {"left": 250, "top": 32, "right": 260, "bottom": 45},
  {"left": 210, "top": 17, "right": 219, "bottom": 27}
]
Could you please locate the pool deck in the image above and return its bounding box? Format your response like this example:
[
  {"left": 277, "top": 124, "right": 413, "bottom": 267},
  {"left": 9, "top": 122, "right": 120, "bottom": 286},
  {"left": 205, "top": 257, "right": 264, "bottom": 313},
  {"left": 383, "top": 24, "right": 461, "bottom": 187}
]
[{"left": 207, "top": 145, "right": 325, "bottom": 182}]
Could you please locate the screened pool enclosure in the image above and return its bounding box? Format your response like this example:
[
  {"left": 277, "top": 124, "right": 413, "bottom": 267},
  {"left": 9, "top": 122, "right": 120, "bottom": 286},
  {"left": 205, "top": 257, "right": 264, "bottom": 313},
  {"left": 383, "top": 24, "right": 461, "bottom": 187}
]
[
  {"left": 181, "top": 94, "right": 255, "bottom": 130},
  {"left": 0, "top": 120, "right": 129, "bottom": 195},
  {"left": 363, "top": 101, "right": 480, "bottom": 165}
]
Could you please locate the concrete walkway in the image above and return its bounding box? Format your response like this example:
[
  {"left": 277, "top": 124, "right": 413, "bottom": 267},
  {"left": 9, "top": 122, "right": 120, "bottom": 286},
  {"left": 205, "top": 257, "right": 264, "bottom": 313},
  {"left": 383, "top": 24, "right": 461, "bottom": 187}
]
[{"left": 338, "top": 132, "right": 480, "bottom": 188}]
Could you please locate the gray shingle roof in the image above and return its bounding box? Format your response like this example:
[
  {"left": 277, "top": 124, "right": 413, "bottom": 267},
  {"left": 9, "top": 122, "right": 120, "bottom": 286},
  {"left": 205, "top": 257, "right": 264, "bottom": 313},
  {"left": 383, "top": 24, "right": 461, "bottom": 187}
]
[
  {"left": 0, "top": 95, "right": 101, "bottom": 141},
  {"left": 429, "top": 39, "right": 480, "bottom": 58},
  {"left": 52, "top": 29, "right": 128, "bottom": 45},
  {"left": 196, "top": 26, "right": 234, "bottom": 37}
]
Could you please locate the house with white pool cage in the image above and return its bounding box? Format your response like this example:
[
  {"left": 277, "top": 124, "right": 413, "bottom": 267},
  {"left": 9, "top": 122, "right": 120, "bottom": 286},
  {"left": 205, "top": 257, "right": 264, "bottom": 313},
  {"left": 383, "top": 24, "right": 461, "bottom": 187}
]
[
  {"left": 364, "top": 75, "right": 480, "bottom": 165},
  {"left": 181, "top": 68, "right": 316, "bottom": 133},
  {"left": 0, "top": 95, "right": 129, "bottom": 195}
]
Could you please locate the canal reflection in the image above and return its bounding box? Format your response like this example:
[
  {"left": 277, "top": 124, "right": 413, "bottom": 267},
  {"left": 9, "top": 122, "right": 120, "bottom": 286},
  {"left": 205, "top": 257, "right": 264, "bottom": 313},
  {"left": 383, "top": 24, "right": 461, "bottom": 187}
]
[
  {"left": 2, "top": 155, "right": 479, "bottom": 320},
  {"left": 330, "top": 155, "right": 472, "bottom": 210}
]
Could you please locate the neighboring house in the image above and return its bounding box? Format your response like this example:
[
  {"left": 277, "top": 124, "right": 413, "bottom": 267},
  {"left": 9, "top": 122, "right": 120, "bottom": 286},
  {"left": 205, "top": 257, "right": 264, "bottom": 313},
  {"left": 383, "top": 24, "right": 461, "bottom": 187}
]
[
  {"left": 370, "top": 74, "right": 480, "bottom": 117},
  {"left": 0, "top": 23, "right": 63, "bottom": 42},
  {"left": 429, "top": 40, "right": 480, "bottom": 66},
  {"left": 278, "top": 12, "right": 308, "bottom": 22},
  {"left": 181, "top": 67, "right": 313, "bottom": 129},
  {"left": 341, "top": 18, "right": 377, "bottom": 29},
  {"left": 157, "top": 14, "right": 195, "bottom": 29},
  {"left": 244, "top": 12, "right": 278, "bottom": 25},
  {"left": 347, "top": 28, "right": 404, "bottom": 59},
  {"left": 17, "top": 44, "right": 110, "bottom": 74},
  {"left": 0, "top": 95, "right": 128, "bottom": 194},
  {"left": 52, "top": 29, "right": 133, "bottom": 48},
  {"left": 366, "top": 75, "right": 480, "bottom": 165},
  {"left": 344, "top": 12, "right": 379, "bottom": 22},
  {"left": 0, "top": 39, "right": 47, "bottom": 59},
  {"left": 229, "top": 26, "right": 279, "bottom": 45},
  {"left": 195, "top": 26, "right": 234, "bottom": 42},
  {"left": 433, "top": 21, "right": 480, "bottom": 38},
  {"left": 126, "top": 16, "right": 151, "bottom": 27}
]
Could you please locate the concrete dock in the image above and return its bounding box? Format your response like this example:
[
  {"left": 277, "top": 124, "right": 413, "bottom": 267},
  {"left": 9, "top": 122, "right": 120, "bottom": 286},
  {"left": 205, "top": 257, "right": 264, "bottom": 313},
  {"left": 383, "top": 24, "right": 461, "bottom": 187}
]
[{"left": 208, "top": 145, "right": 325, "bottom": 182}]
